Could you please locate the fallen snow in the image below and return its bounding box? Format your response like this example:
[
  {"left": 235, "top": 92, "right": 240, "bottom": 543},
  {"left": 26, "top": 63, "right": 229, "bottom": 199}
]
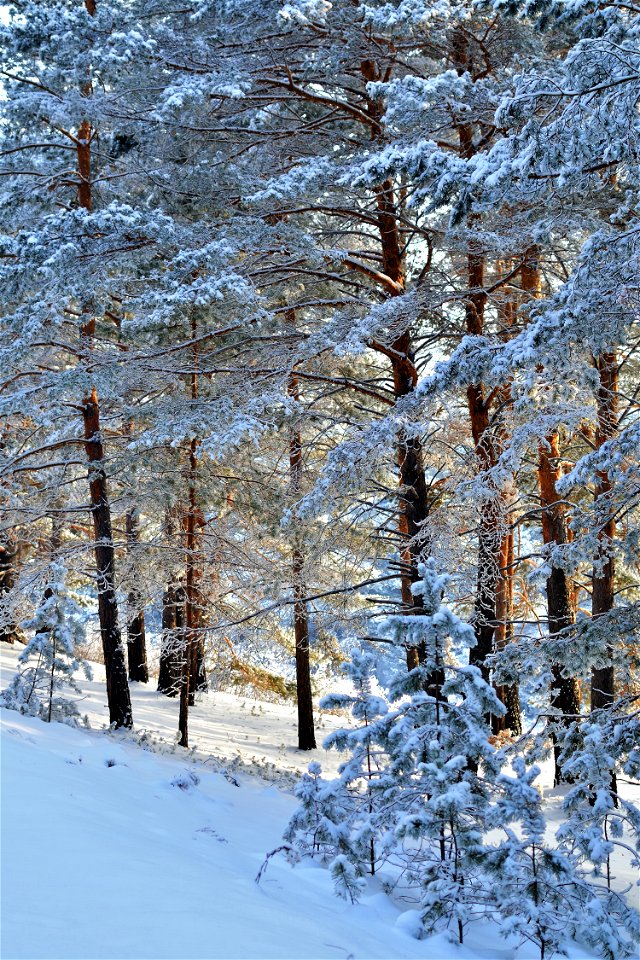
[
  {"left": 0, "top": 644, "right": 634, "bottom": 960},
  {"left": 0, "top": 644, "right": 351, "bottom": 782}
]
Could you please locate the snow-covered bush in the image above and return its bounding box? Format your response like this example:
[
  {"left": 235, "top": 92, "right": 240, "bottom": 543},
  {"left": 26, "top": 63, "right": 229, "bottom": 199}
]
[
  {"left": 287, "top": 562, "right": 506, "bottom": 940},
  {"left": 486, "top": 751, "right": 639, "bottom": 959},
  {"left": 285, "top": 649, "right": 388, "bottom": 891},
  {"left": 1, "top": 563, "right": 91, "bottom": 725},
  {"left": 287, "top": 561, "right": 640, "bottom": 955}
]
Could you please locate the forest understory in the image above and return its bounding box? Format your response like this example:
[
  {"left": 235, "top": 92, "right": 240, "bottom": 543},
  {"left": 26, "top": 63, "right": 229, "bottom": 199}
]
[
  {"left": 1, "top": 0, "right": 639, "bottom": 958},
  {"left": 1, "top": 644, "right": 638, "bottom": 960}
]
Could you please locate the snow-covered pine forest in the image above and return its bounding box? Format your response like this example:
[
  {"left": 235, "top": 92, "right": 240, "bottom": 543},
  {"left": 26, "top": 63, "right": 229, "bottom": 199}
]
[{"left": 0, "top": 1, "right": 639, "bottom": 958}]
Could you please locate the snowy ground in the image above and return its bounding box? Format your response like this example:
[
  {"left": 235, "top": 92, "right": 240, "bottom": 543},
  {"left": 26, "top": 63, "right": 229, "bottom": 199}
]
[
  {"left": 0, "top": 644, "right": 635, "bottom": 960},
  {"left": 0, "top": 644, "right": 351, "bottom": 782}
]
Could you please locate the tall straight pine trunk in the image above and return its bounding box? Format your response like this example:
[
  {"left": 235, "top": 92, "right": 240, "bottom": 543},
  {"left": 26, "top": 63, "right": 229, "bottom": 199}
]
[
  {"left": 158, "top": 583, "right": 185, "bottom": 696},
  {"left": 76, "top": 0, "right": 131, "bottom": 727},
  {"left": 492, "top": 266, "right": 521, "bottom": 734},
  {"left": 591, "top": 352, "right": 619, "bottom": 710},
  {"left": 521, "top": 248, "right": 581, "bottom": 778},
  {"left": 287, "top": 352, "right": 316, "bottom": 751},
  {"left": 179, "top": 314, "right": 206, "bottom": 747},
  {"left": 83, "top": 391, "right": 132, "bottom": 727},
  {"left": 461, "top": 242, "right": 504, "bottom": 684},
  {"left": 450, "top": 30, "right": 504, "bottom": 686},
  {"left": 537, "top": 432, "right": 581, "bottom": 783},
  {"left": 493, "top": 525, "right": 522, "bottom": 734},
  {"left": 0, "top": 538, "right": 19, "bottom": 645},
  {"left": 523, "top": 250, "right": 581, "bottom": 766},
  {"left": 360, "top": 60, "right": 435, "bottom": 676},
  {"left": 125, "top": 506, "right": 148, "bottom": 683}
]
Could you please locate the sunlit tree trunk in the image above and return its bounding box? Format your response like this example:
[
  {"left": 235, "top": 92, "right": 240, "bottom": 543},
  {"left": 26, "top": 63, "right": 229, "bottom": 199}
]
[
  {"left": 158, "top": 584, "right": 186, "bottom": 696},
  {"left": 450, "top": 29, "right": 504, "bottom": 687},
  {"left": 0, "top": 538, "right": 19, "bottom": 645},
  {"left": 360, "top": 60, "right": 435, "bottom": 678},
  {"left": 76, "top": 0, "right": 131, "bottom": 727},
  {"left": 520, "top": 247, "right": 581, "bottom": 778},
  {"left": 491, "top": 262, "right": 521, "bottom": 733},
  {"left": 179, "top": 313, "right": 206, "bottom": 747},
  {"left": 494, "top": 525, "right": 522, "bottom": 735},
  {"left": 126, "top": 506, "right": 148, "bottom": 683},
  {"left": 82, "top": 390, "right": 132, "bottom": 728},
  {"left": 287, "top": 351, "right": 316, "bottom": 751},
  {"left": 591, "top": 352, "right": 619, "bottom": 711},
  {"left": 538, "top": 432, "right": 582, "bottom": 783}
]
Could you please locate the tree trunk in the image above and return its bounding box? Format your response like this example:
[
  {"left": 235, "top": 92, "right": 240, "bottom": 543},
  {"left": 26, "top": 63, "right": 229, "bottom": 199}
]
[
  {"left": 178, "top": 310, "right": 205, "bottom": 747},
  {"left": 450, "top": 29, "right": 507, "bottom": 694},
  {"left": 82, "top": 389, "right": 132, "bottom": 728},
  {"left": 522, "top": 247, "right": 581, "bottom": 779},
  {"left": 494, "top": 527, "right": 522, "bottom": 734},
  {"left": 158, "top": 584, "right": 177, "bottom": 695},
  {"left": 126, "top": 506, "right": 148, "bottom": 683},
  {"left": 178, "top": 441, "right": 199, "bottom": 746},
  {"left": 591, "top": 353, "right": 619, "bottom": 711},
  {"left": 186, "top": 502, "right": 202, "bottom": 711},
  {"left": 491, "top": 265, "right": 522, "bottom": 733},
  {"left": 0, "top": 539, "right": 20, "bottom": 645},
  {"left": 538, "top": 433, "right": 581, "bottom": 784},
  {"left": 158, "top": 584, "right": 185, "bottom": 696},
  {"left": 455, "top": 31, "right": 499, "bottom": 675},
  {"left": 463, "top": 249, "right": 502, "bottom": 682},
  {"left": 502, "top": 531, "right": 522, "bottom": 731},
  {"left": 75, "top": 2, "right": 130, "bottom": 726},
  {"left": 359, "top": 59, "right": 436, "bottom": 677},
  {"left": 293, "top": 547, "right": 316, "bottom": 750},
  {"left": 287, "top": 358, "right": 316, "bottom": 751}
]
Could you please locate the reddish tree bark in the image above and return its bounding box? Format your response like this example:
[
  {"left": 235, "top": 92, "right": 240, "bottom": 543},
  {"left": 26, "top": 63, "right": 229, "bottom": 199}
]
[
  {"left": 462, "top": 242, "right": 504, "bottom": 682},
  {"left": 179, "top": 314, "right": 206, "bottom": 747},
  {"left": 591, "top": 352, "right": 619, "bottom": 711},
  {"left": 521, "top": 248, "right": 581, "bottom": 776},
  {"left": 75, "top": 6, "right": 131, "bottom": 727},
  {"left": 125, "top": 506, "right": 148, "bottom": 683},
  {"left": 538, "top": 433, "right": 582, "bottom": 783},
  {"left": 491, "top": 273, "right": 522, "bottom": 734},
  {"left": 158, "top": 583, "right": 185, "bottom": 696},
  {"left": 287, "top": 359, "right": 316, "bottom": 751},
  {"left": 493, "top": 527, "right": 522, "bottom": 734},
  {"left": 260, "top": 53, "right": 435, "bottom": 677},
  {"left": 450, "top": 32, "right": 530, "bottom": 734},
  {"left": 82, "top": 390, "right": 132, "bottom": 728},
  {"left": 77, "top": 119, "right": 93, "bottom": 213},
  {"left": 0, "top": 539, "right": 20, "bottom": 645},
  {"left": 450, "top": 29, "right": 505, "bottom": 684},
  {"left": 360, "top": 59, "right": 436, "bottom": 675}
]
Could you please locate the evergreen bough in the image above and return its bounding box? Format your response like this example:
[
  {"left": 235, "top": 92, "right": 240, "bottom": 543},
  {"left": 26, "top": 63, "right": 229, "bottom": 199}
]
[
  {"left": 286, "top": 561, "right": 640, "bottom": 956},
  {"left": 1, "top": 562, "right": 91, "bottom": 726}
]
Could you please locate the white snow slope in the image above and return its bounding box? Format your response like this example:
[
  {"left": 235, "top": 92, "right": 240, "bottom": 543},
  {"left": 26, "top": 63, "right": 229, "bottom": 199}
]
[{"left": 0, "top": 646, "right": 631, "bottom": 960}]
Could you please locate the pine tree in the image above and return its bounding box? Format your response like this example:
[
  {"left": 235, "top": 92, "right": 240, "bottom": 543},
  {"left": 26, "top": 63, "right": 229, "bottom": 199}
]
[
  {"left": 287, "top": 561, "right": 507, "bottom": 942},
  {"left": 487, "top": 754, "right": 639, "bottom": 960},
  {"left": 1, "top": 563, "right": 90, "bottom": 725}
]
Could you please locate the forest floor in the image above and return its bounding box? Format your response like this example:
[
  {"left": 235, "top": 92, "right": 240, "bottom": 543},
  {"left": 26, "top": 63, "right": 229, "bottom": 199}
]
[{"left": 0, "top": 644, "right": 633, "bottom": 960}]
